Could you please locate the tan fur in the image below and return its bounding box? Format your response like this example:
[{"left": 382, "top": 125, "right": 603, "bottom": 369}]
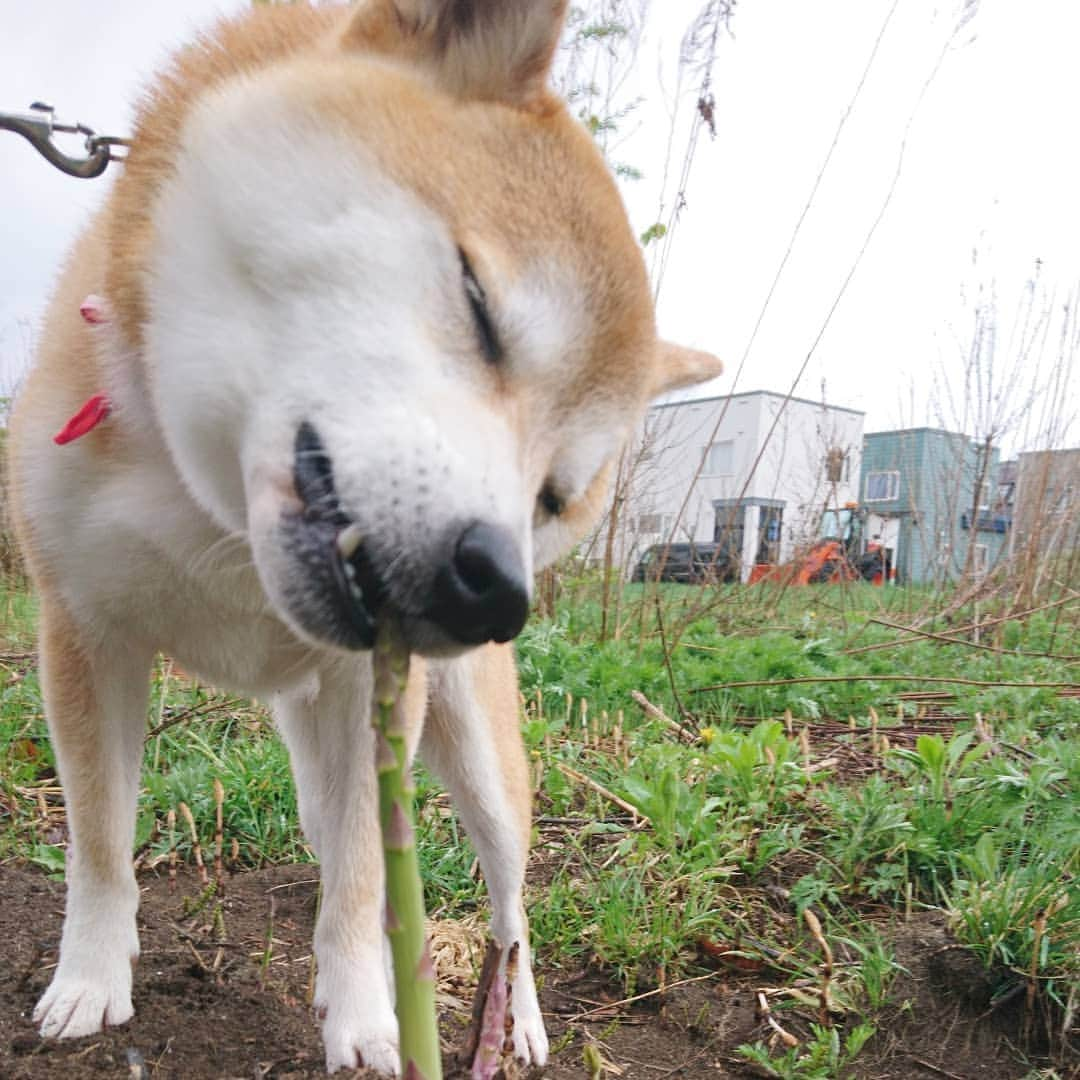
[
  {"left": 36, "top": 600, "right": 113, "bottom": 880},
  {"left": 474, "top": 644, "right": 532, "bottom": 846},
  {"left": 340, "top": 0, "right": 569, "bottom": 109}
]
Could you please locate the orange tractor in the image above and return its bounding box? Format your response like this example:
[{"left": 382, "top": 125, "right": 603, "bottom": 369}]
[{"left": 750, "top": 503, "right": 894, "bottom": 586}]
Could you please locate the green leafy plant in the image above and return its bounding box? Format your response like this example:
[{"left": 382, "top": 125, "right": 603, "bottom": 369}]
[
  {"left": 891, "top": 731, "right": 990, "bottom": 805},
  {"left": 738, "top": 1021, "right": 876, "bottom": 1079}
]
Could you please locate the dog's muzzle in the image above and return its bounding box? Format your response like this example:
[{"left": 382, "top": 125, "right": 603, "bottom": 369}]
[{"left": 288, "top": 422, "right": 529, "bottom": 651}]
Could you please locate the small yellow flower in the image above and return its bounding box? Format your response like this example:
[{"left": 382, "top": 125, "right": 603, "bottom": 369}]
[{"left": 700, "top": 726, "right": 717, "bottom": 746}]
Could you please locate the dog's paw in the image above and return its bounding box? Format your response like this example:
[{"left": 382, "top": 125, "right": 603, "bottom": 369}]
[
  {"left": 317, "top": 976, "right": 403, "bottom": 1075},
  {"left": 511, "top": 1009, "right": 549, "bottom": 1067},
  {"left": 34, "top": 970, "right": 134, "bottom": 1039},
  {"left": 318, "top": 997, "right": 400, "bottom": 1076},
  {"left": 511, "top": 962, "right": 549, "bottom": 1066}
]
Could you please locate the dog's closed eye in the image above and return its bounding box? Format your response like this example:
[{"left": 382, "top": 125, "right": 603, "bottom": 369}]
[
  {"left": 537, "top": 482, "right": 564, "bottom": 518},
  {"left": 459, "top": 248, "right": 500, "bottom": 364}
]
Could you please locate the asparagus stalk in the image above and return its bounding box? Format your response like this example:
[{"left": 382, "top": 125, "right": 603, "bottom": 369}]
[{"left": 372, "top": 623, "right": 443, "bottom": 1080}]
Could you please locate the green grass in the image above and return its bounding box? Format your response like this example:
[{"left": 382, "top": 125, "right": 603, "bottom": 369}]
[{"left": 1, "top": 574, "right": 1077, "bottom": 1074}]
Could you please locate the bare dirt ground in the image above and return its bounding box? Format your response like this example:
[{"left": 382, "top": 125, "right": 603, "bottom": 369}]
[{"left": 0, "top": 863, "right": 1070, "bottom": 1080}]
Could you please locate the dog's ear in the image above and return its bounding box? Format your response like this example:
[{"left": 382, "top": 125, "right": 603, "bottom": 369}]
[
  {"left": 341, "top": 0, "right": 569, "bottom": 109},
  {"left": 651, "top": 342, "right": 724, "bottom": 397}
]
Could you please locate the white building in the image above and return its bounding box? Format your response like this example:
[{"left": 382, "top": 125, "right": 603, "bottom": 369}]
[{"left": 621, "top": 390, "right": 865, "bottom": 580}]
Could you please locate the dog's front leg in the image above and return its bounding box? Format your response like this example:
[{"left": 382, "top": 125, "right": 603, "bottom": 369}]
[
  {"left": 275, "top": 662, "right": 424, "bottom": 1077},
  {"left": 421, "top": 646, "right": 549, "bottom": 1068},
  {"left": 33, "top": 599, "right": 152, "bottom": 1039}
]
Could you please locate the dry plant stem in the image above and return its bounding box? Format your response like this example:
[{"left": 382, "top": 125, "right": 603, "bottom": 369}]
[
  {"left": 691, "top": 673, "right": 1076, "bottom": 694},
  {"left": 143, "top": 695, "right": 247, "bottom": 742},
  {"left": 653, "top": 596, "right": 693, "bottom": 726},
  {"left": 166, "top": 808, "right": 177, "bottom": 892},
  {"left": 555, "top": 761, "right": 650, "bottom": 824},
  {"left": 1024, "top": 894, "right": 1067, "bottom": 1041},
  {"left": 570, "top": 971, "right": 720, "bottom": 1023},
  {"left": 901, "top": 1054, "right": 967, "bottom": 1080},
  {"left": 844, "top": 592, "right": 1079, "bottom": 656},
  {"left": 1024, "top": 906, "right": 1048, "bottom": 1041},
  {"left": 152, "top": 658, "right": 173, "bottom": 773},
  {"left": 178, "top": 801, "right": 208, "bottom": 886},
  {"left": 630, "top": 690, "right": 696, "bottom": 744},
  {"left": 755, "top": 990, "right": 799, "bottom": 1048},
  {"left": 213, "top": 777, "right": 224, "bottom": 892},
  {"left": 373, "top": 625, "right": 442, "bottom": 1080},
  {"left": 802, "top": 909, "right": 833, "bottom": 1024},
  {"left": 862, "top": 616, "right": 1080, "bottom": 662}
]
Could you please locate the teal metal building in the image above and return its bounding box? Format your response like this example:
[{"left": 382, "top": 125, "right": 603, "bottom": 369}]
[{"left": 860, "top": 428, "right": 1009, "bottom": 585}]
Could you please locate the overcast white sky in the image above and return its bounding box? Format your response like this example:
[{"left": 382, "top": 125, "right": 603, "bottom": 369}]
[{"left": 2, "top": 0, "right": 1078, "bottom": 449}]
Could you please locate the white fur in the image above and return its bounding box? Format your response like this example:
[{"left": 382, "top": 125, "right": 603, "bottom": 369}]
[
  {"left": 275, "top": 667, "right": 403, "bottom": 1074},
  {"left": 31, "top": 638, "right": 149, "bottom": 1039}
]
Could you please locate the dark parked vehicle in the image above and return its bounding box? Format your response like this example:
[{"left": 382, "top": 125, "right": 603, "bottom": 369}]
[{"left": 631, "top": 541, "right": 739, "bottom": 584}]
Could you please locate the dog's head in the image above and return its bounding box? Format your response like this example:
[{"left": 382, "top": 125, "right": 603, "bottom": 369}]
[{"left": 146, "top": 0, "right": 722, "bottom": 655}]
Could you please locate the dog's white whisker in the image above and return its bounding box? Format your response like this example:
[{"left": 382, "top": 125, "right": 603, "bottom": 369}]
[
  {"left": 383, "top": 551, "right": 408, "bottom": 579},
  {"left": 186, "top": 530, "right": 250, "bottom": 578}
]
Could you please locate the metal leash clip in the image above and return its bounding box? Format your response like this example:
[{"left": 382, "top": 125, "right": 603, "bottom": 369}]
[{"left": 0, "top": 101, "right": 129, "bottom": 179}]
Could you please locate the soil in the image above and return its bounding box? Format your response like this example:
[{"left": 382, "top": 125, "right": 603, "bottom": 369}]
[{"left": 0, "top": 863, "right": 1072, "bottom": 1080}]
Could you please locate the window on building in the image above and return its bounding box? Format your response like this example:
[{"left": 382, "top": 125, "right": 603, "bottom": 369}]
[
  {"left": 704, "top": 440, "right": 734, "bottom": 475},
  {"left": 757, "top": 506, "right": 784, "bottom": 564},
  {"left": 824, "top": 447, "right": 848, "bottom": 483},
  {"left": 865, "top": 470, "right": 900, "bottom": 502},
  {"left": 637, "top": 513, "right": 668, "bottom": 534},
  {"left": 714, "top": 504, "right": 745, "bottom": 559}
]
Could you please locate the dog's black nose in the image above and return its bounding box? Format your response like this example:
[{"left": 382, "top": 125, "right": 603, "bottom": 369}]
[{"left": 429, "top": 522, "right": 529, "bottom": 645}]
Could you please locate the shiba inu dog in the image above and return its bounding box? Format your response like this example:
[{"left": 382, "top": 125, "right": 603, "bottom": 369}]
[{"left": 7, "top": 0, "right": 722, "bottom": 1073}]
